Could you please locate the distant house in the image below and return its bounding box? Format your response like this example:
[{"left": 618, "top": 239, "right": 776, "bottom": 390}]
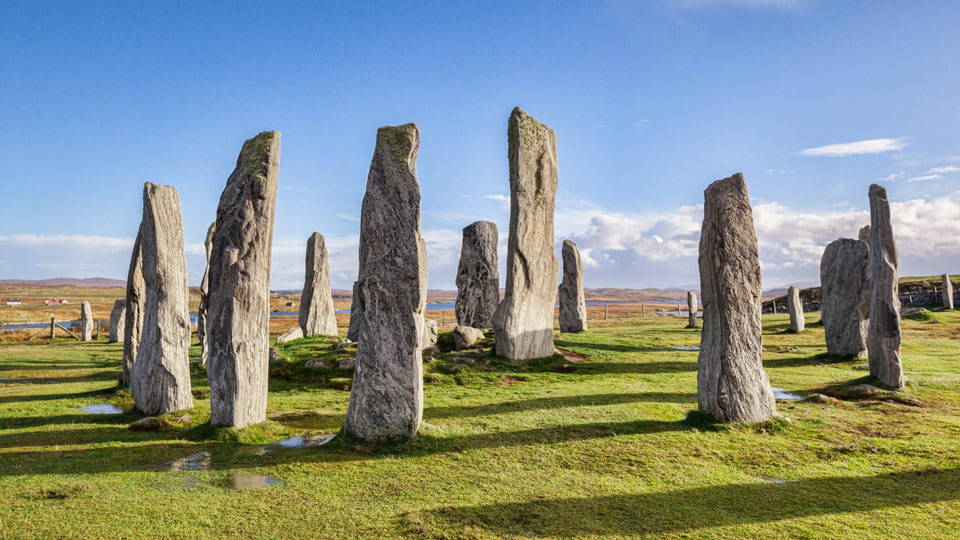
[
  {"left": 44, "top": 299, "right": 68, "bottom": 305},
  {"left": 4, "top": 299, "right": 21, "bottom": 306}
]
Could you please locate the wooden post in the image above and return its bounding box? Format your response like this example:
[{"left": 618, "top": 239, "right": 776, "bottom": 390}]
[
  {"left": 604, "top": 304, "right": 608, "bottom": 320},
  {"left": 441, "top": 310, "right": 445, "bottom": 326},
  {"left": 678, "top": 304, "right": 682, "bottom": 316},
  {"left": 772, "top": 300, "right": 777, "bottom": 314},
  {"left": 641, "top": 303, "right": 645, "bottom": 318},
  {"left": 50, "top": 316, "right": 56, "bottom": 339}
]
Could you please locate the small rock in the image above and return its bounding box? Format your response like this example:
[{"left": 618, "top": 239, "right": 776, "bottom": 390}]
[
  {"left": 855, "top": 364, "right": 869, "bottom": 370},
  {"left": 268, "top": 347, "right": 284, "bottom": 363},
  {"left": 423, "top": 345, "right": 440, "bottom": 354},
  {"left": 174, "top": 414, "right": 193, "bottom": 424},
  {"left": 129, "top": 416, "right": 167, "bottom": 431},
  {"left": 304, "top": 358, "right": 326, "bottom": 368},
  {"left": 338, "top": 357, "right": 356, "bottom": 370},
  {"left": 805, "top": 394, "right": 836, "bottom": 404},
  {"left": 329, "top": 339, "right": 353, "bottom": 350},
  {"left": 450, "top": 363, "right": 469, "bottom": 373},
  {"left": 454, "top": 326, "right": 485, "bottom": 351},
  {"left": 275, "top": 326, "right": 304, "bottom": 345},
  {"left": 855, "top": 384, "right": 883, "bottom": 394}
]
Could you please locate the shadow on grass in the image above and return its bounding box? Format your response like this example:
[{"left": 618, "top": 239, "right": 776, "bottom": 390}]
[
  {"left": 0, "top": 386, "right": 119, "bottom": 404},
  {"left": 424, "top": 392, "right": 696, "bottom": 419},
  {"left": 418, "top": 467, "right": 960, "bottom": 537}
]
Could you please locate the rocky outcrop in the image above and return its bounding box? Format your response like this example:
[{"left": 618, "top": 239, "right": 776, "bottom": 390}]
[
  {"left": 558, "top": 240, "right": 587, "bottom": 333},
  {"left": 130, "top": 182, "right": 193, "bottom": 416},
  {"left": 108, "top": 299, "right": 125, "bottom": 343},
  {"left": 299, "top": 232, "right": 338, "bottom": 337},
  {"left": 123, "top": 227, "right": 145, "bottom": 386},
  {"left": 343, "top": 123, "right": 428, "bottom": 443},
  {"left": 787, "top": 286, "right": 804, "bottom": 333},
  {"left": 697, "top": 173, "right": 776, "bottom": 422},
  {"left": 687, "top": 291, "right": 698, "bottom": 329},
  {"left": 207, "top": 131, "right": 281, "bottom": 428},
  {"left": 198, "top": 222, "right": 215, "bottom": 367},
  {"left": 867, "top": 184, "right": 903, "bottom": 388},
  {"left": 820, "top": 238, "right": 870, "bottom": 357},
  {"left": 347, "top": 281, "right": 361, "bottom": 342},
  {"left": 80, "top": 301, "right": 94, "bottom": 341},
  {"left": 454, "top": 326, "right": 484, "bottom": 350},
  {"left": 942, "top": 274, "right": 953, "bottom": 310},
  {"left": 455, "top": 221, "right": 500, "bottom": 328},
  {"left": 492, "top": 107, "right": 559, "bottom": 359}
]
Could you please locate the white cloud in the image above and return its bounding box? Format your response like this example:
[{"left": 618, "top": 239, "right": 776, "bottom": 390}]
[
  {"left": 671, "top": 0, "right": 805, "bottom": 9},
  {"left": 798, "top": 138, "right": 908, "bottom": 157},
  {"left": 483, "top": 194, "right": 509, "bottom": 202},
  {"left": 877, "top": 171, "right": 904, "bottom": 182},
  {"left": 335, "top": 213, "right": 360, "bottom": 222},
  {"left": 929, "top": 166, "right": 960, "bottom": 174},
  {"left": 906, "top": 174, "right": 944, "bottom": 183}
]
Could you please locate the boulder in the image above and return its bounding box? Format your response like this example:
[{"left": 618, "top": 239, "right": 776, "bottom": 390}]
[
  {"left": 820, "top": 238, "right": 870, "bottom": 357},
  {"left": 492, "top": 107, "right": 559, "bottom": 359},
  {"left": 786, "top": 285, "right": 804, "bottom": 333},
  {"left": 696, "top": 173, "right": 776, "bottom": 422},
  {"left": 130, "top": 183, "right": 193, "bottom": 416},
  {"left": 686, "top": 291, "right": 698, "bottom": 329},
  {"left": 207, "top": 131, "right": 281, "bottom": 428},
  {"left": 455, "top": 221, "right": 500, "bottom": 328},
  {"left": 304, "top": 358, "right": 326, "bottom": 368},
  {"left": 268, "top": 347, "right": 283, "bottom": 363},
  {"left": 866, "top": 184, "right": 903, "bottom": 389},
  {"left": 80, "top": 301, "right": 93, "bottom": 341},
  {"left": 338, "top": 357, "right": 356, "bottom": 370},
  {"left": 558, "top": 240, "right": 587, "bottom": 333},
  {"left": 299, "top": 232, "right": 339, "bottom": 336},
  {"left": 198, "top": 222, "right": 216, "bottom": 366},
  {"left": 275, "top": 326, "right": 303, "bottom": 344},
  {"left": 421, "top": 318, "right": 438, "bottom": 349},
  {"left": 942, "top": 274, "right": 954, "bottom": 310},
  {"left": 122, "top": 227, "right": 145, "bottom": 386},
  {"left": 343, "top": 123, "right": 428, "bottom": 443},
  {"left": 108, "top": 299, "right": 126, "bottom": 343},
  {"left": 454, "top": 326, "right": 485, "bottom": 350}
]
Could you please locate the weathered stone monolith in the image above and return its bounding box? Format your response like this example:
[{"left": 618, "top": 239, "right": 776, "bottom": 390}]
[
  {"left": 558, "top": 240, "right": 587, "bottom": 333},
  {"left": 858, "top": 225, "right": 870, "bottom": 243},
  {"left": 421, "top": 318, "right": 438, "bottom": 349},
  {"left": 347, "top": 281, "right": 362, "bottom": 342},
  {"left": 492, "top": 107, "right": 559, "bottom": 359},
  {"left": 820, "top": 238, "right": 870, "bottom": 357},
  {"left": 455, "top": 221, "right": 500, "bottom": 328},
  {"left": 787, "top": 286, "right": 804, "bottom": 333},
  {"left": 697, "top": 173, "right": 776, "bottom": 422},
  {"left": 687, "top": 291, "right": 698, "bottom": 328},
  {"left": 131, "top": 182, "right": 193, "bottom": 416},
  {"left": 942, "top": 274, "right": 953, "bottom": 310},
  {"left": 198, "top": 222, "right": 215, "bottom": 367},
  {"left": 108, "top": 299, "right": 125, "bottom": 343},
  {"left": 343, "top": 123, "right": 427, "bottom": 443},
  {"left": 79, "top": 301, "right": 93, "bottom": 341},
  {"left": 867, "top": 184, "right": 903, "bottom": 388},
  {"left": 123, "top": 227, "right": 145, "bottom": 386},
  {"left": 299, "top": 232, "right": 338, "bottom": 337},
  {"left": 207, "top": 131, "right": 280, "bottom": 428}
]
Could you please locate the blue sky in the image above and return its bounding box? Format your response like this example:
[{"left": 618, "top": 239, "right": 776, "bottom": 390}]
[{"left": 2, "top": 0, "right": 959, "bottom": 290}]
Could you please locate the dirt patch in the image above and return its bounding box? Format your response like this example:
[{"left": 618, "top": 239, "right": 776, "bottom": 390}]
[{"left": 558, "top": 349, "right": 588, "bottom": 362}]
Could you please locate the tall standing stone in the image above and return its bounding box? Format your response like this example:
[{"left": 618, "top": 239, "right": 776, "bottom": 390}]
[
  {"left": 347, "top": 281, "right": 362, "bottom": 342},
  {"left": 820, "top": 238, "right": 870, "bottom": 357},
  {"left": 131, "top": 183, "right": 193, "bottom": 415},
  {"left": 299, "top": 232, "right": 338, "bottom": 336},
  {"left": 79, "top": 301, "right": 94, "bottom": 341},
  {"left": 123, "top": 227, "right": 145, "bottom": 387},
  {"left": 786, "top": 286, "right": 805, "bottom": 333},
  {"left": 198, "top": 222, "right": 216, "bottom": 367},
  {"left": 942, "top": 274, "right": 953, "bottom": 310},
  {"left": 343, "top": 123, "right": 427, "bottom": 443},
  {"left": 867, "top": 184, "right": 903, "bottom": 388},
  {"left": 207, "top": 131, "right": 280, "bottom": 428},
  {"left": 687, "top": 291, "right": 698, "bottom": 329},
  {"left": 108, "top": 299, "right": 126, "bottom": 343},
  {"left": 455, "top": 221, "right": 500, "bottom": 328},
  {"left": 492, "top": 107, "right": 559, "bottom": 359},
  {"left": 558, "top": 240, "right": 587, "bottom": 333},
  {"left": 697, "top": 173, "right": 776, "bottom": 422}
]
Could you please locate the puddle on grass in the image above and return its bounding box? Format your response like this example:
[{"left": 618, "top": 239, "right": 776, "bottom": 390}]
[
  {"left": 757, "top": 475, "right": 786, "bottom": 484},
  {"left": 668, "top": 346, "right": 700, "bottom": 351},
  {"left": 227, "top": 474, "right": 281, "bottom": 490},
  {"left": 168, "top": 452, "right": 212, "bottom": 472},
  {"left": 0, "top": 378, "right": 32, "bottom": 384},
  {"left": 78, "top": 403, "right": 124, "bottom": 414},
  {"left": 771, "top": 387, "right": 804, "bottom": 401},
  {"left": 275, "top": 434, "right": 336, "bottom": 448}
]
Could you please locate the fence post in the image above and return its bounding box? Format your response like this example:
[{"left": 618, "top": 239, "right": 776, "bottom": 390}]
[
  {"left": 604, "top": 304, "right": 608, "bottom": 320},
  {"left": 641, "top": 303, "right": 645, "bottom": 318},
  {"left": 50, "top": 316, "right": 56, "bottom": 339},
  {"left": 772, "top": 300, "right": 777, "bottom": 314},
  {"left": 441, "top": 310, "right": 445, "bottom": 326},
  {"left": 678, "top": 304, "right": 682, "bottom": 316}
]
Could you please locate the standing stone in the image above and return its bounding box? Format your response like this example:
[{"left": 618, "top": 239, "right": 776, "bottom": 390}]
[
  {"left": 558, "top": 240, "right": 587, "bottom": 333},
  {"left": 697, "top": 173, "right": 776, "bottom": 422},
  {"left": 492, "top": 107, "right": 559, "bottom": 359},
  {"left": 299, "top": 232, "right": 338, "bottom": 336},
  {"left": 858, "top": 225, "right": 870, "bottom": 243},
  {"left": 131, "top": 182, "right": 193, "bottom": 416},
  {"left": 867, "top": 184, "right": 903, "bottom": 388},
  {"left": 787, "top": 286, "right": 805, "bottom": 333},
  {"left": 207, "top": 131, "right": 280, "bottom": 428},
  {"left": 198, "top": 222, "right": 216, "bottom": 367},
  {"left": 123, "top": 227, "right": 145, "bottom": 387},
  {"left": 455, "top": 221, "right": 500, "bottom": 328},
  {"left": 942, "top": 274, "right": 953, "bottom": 310},
  {"left": 687, "top": 291, "right": 698, "bottom": 329},
  {"left": 108, "top": 299, "right": 126, "bottom": 343},
  {"left": 421, "top": 318, "right": 438, "bottom": 349},
  {"left": 820, "top": 238, "right": 870, "bottom": 357},
  {"left": 347, "top": 281, "right": 362, "bottom": 342},
  {"left": 79, "top": 301, "right": 94, "bottom": 341},
  {"left": 343, "top": 123, "right": 428, "bottom": 443}
]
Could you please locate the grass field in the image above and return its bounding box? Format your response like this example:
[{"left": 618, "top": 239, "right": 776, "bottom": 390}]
[{"left": 1, "top": 312, "right": 959, "bottom": 539}]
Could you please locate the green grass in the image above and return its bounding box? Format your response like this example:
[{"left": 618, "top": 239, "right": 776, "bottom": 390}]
[{"left": 2, "top": 313, "right": 960, "bottom": 539}]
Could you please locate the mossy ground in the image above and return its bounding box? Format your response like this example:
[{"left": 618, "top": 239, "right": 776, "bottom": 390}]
[{"left": 1, "top": 313, "right": 959, "bottom": 539}]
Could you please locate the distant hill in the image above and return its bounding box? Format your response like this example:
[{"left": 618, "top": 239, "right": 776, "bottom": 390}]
[{"left": 0, "top": 277, "right": 126, "bottom": 288}]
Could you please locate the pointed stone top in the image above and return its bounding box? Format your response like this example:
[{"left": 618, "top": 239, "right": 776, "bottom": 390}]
[
  {"left": 464, "top": 220, "right": 497, "bottom": 233},
  {"left": 236, "top": 131, "right": 280, "bottom": 168},
  {"left": 376, "top": 123, "right": 419, "bottom": 168},
  {"left": 563, "top": 239, "right": 577, "bottom": 250},
  {"left": 705, "top": 172, "right": 747, "bottom": 197},
  {"left": 869, "top": 183, "right": 887, "bottom": 198},
  {"left": 309, "top": 231, "right": 324, "bottom": 242}
]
